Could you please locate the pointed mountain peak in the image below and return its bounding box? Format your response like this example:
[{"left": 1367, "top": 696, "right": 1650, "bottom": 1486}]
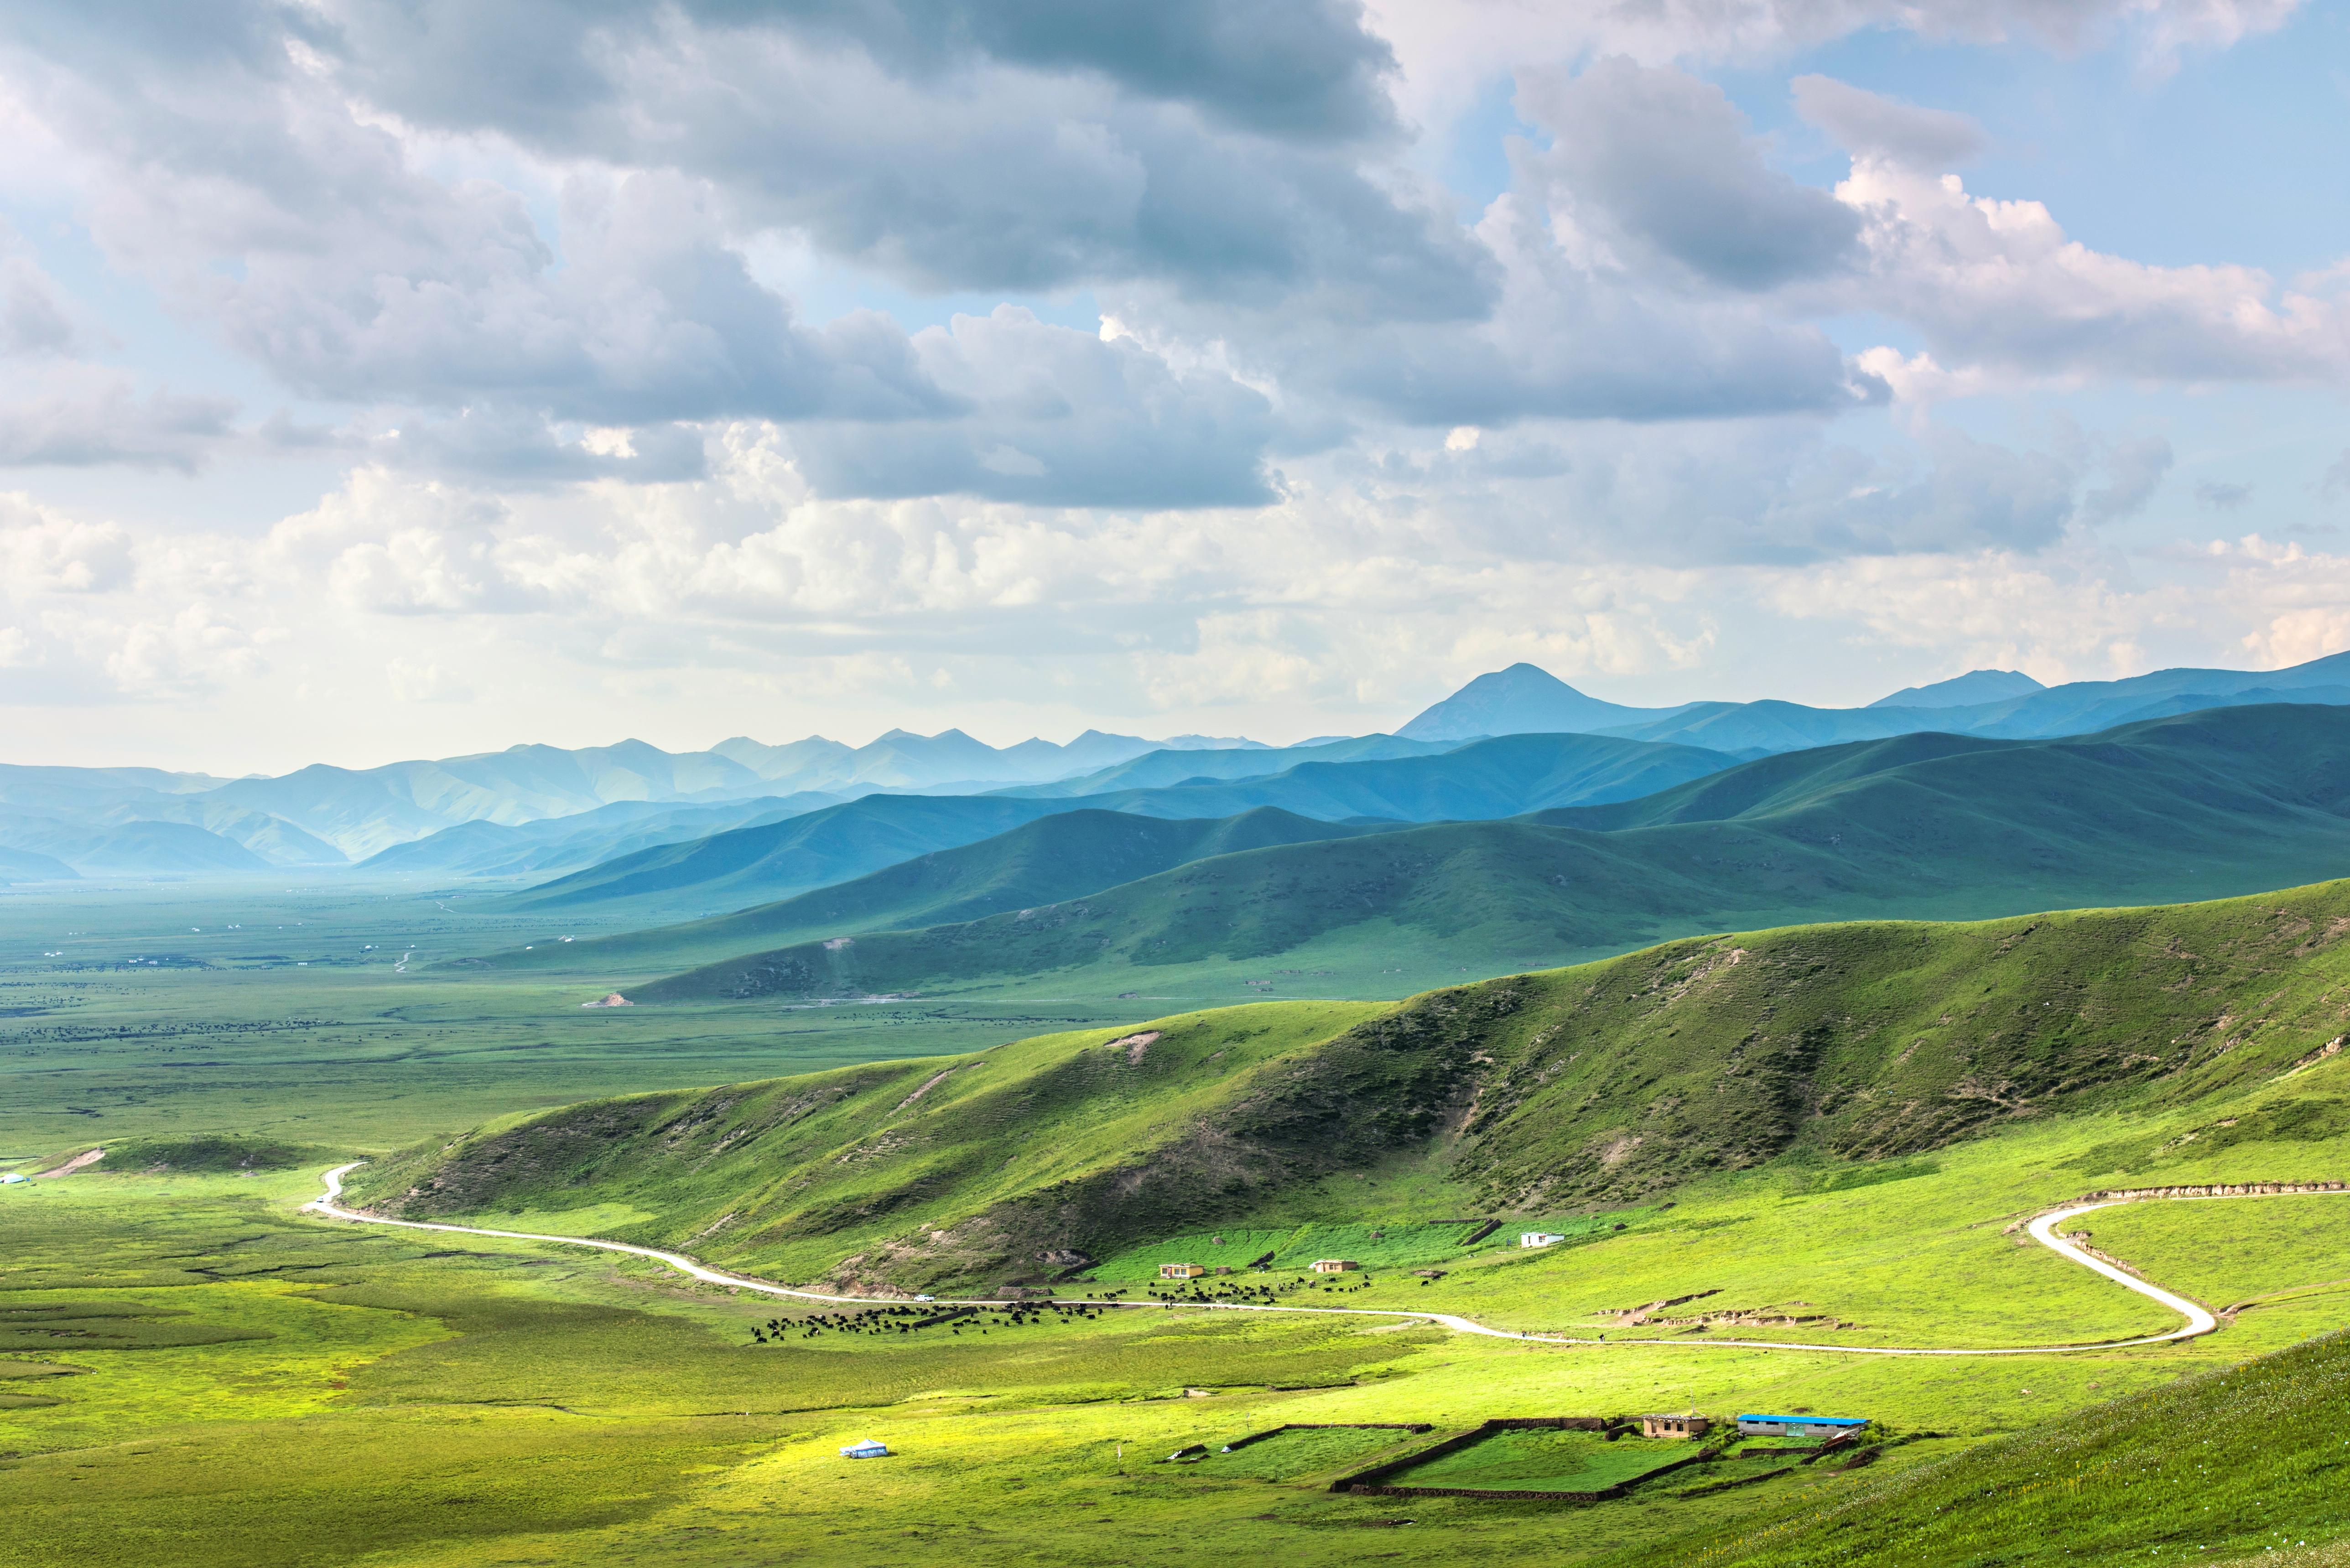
[
  {"left": 1867, "top": 669, "right": 2046, "bottom": 711},
  {"left": 1397, "top": 664, "right": 1662, "bottom": 742}
]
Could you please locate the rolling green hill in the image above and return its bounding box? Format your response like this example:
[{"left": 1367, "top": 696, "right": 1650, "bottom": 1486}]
[
  {"left": 637, "top": 704, "right": 2350, "bottom": 1003},
  {"left": 349, "top": 876, "right": 2350, "bottom": 1294},
  {"left": 495, "top": 731, "right": 1741, "bottom": 925},
  {"left": 460, "top": 807, "right": 1397, "bottom": 976},
  {"left": 1651, "top": 1325, "right": 2350, "bottom": 1567}
]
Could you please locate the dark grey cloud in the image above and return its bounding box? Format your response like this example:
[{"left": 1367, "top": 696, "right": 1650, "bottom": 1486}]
[
  {"left": 298, "top": 0, "right": 1470, "bottom": 306},
  {"left": 1522, "top": 58, "right": 1860, "bottom": 292},
  {"left": 1136, "top": 168, "right": 1875, "bottom": 429},
  {"left": 1791, "top": 75, "right": 1987, "bottom": 168},
  {"left": 330, "top": 0, "right": 1399, "bottom": 144}
]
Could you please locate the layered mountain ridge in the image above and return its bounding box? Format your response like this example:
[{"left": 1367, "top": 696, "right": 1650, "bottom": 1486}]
[{"left": 8, "top": 647, "right": 2350, "bottom": 881}]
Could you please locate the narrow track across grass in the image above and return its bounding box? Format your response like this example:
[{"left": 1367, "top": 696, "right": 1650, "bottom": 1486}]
[{"left": 301, "top": 1165, "right": 2338, "bottom": 1358}]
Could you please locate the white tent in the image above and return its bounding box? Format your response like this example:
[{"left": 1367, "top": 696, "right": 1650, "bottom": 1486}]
[{"left": 839, "top": 1439, "right": 890, "bottom": 1459}]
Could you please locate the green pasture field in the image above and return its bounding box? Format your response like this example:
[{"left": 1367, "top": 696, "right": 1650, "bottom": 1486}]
[
  {"left": 1385, "top": 1428, "right": 1695, "bottom": 1493},
  {"left": 0, "top": 878, "right": 1606, "bottom": 1159},
  {"left": 1192, "top": 1424, "right": 1422, "bottom": 1480},
  {"left": 10, "top": 1066, "right": 2350, "bottom": 1567},
  {"left": 17, "top": 880, "right": 2350, "bottom": 1562},
  {"left": 0, "top": 877, "right": 1168, "bottom": 1153}
]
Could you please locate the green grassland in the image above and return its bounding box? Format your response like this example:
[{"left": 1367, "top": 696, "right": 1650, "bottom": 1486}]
[
  {"left": 21, "top": 866, "right": 2350, "bottom": 1562},
  {"left": 1192, "top": 1424, "right": 1420, "bottom": 1480},
  {"left": 11, "top": 1094, "right": 2350, "bottom": 1566},
  {"left": 0, "top": 877, "right": 1174, "bottom": 1152},
  {"left": 1387, "top": 1428, "right": 1694, "bottom": 1492}
]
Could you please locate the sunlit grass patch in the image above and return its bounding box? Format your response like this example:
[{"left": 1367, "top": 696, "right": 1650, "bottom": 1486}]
[
  {"left": 1193, "top": 1424, "right": 1421, "bottom": 1481},
  {"left": 1385, "top": 1429, "right": 1695, "bottom": 1495}
]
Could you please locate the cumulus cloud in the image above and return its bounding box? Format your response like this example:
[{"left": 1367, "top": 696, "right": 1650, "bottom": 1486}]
[
  {"left": 0, "top": 0, "right": 2342, "bottom": 761},
  {"left": 24, "top": 0, "right": 1479, "bottom": 312},
  {"left": 0, "top": 493, "right": 132, "bottom": 592},
  {"left": 270, "top": 470, "right": 539, "bottom": 616},
  {"left": 1832, "top": 159, "right": 2350, "bottom": 383}
]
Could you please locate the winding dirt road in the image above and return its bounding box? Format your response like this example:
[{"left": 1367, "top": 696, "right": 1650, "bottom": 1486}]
[{"left": 302, "top": 1165, "right": 2331, "bottom": 1358}]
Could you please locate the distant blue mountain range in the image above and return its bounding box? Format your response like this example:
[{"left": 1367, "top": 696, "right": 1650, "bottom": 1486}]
[{"left": 4, "top": 650, "right": 2347, "bottom": 881}]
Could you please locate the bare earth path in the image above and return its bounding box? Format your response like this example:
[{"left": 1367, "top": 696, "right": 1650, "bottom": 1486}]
[{"left": 302, "top": 1166, "right": 2338, "bottom": 1359}]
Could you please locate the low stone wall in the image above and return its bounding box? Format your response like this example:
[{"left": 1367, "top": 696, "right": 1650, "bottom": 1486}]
[
  {"left": 2081, "top": 1180, "right": 2345, "bottom": 1201},
  {"left": 2004, "top": 1180, "right": 2348, "bottom": 1236}
]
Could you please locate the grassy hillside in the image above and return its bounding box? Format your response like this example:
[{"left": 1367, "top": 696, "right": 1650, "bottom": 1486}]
[
  {"left": 348, "top": 998, "right": 1399, "bottom": 1290},
  {"left": 638, "top": 704, "right": 2350, "bottom": 1002},
  {"left": 1643, "top": 1325, "right": 2350, "bottom": 1566},
  {"left": 352, "top": 876, "right": 2350, "bottom": 1293},
  {"left": 465, "top": 807, "right": 1394, "bottom": 977}
]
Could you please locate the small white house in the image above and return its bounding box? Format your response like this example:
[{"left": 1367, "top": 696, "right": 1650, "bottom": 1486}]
[
  {"left": 1519, "top": 1231, "right": 1566, "bottom": 1248},
  {"left": 0, "top": 1173, "right": 26, "bottom": 1185},
  {"left": 839, "top": 1439, "right": 890, "bottom": 1459}
]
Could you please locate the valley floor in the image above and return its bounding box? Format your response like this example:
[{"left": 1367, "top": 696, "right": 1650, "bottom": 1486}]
[
  {"left": 13, "top": 878, "right": 2350, "bottom": 1563},
  {"left": 9, "top": 1104, "right": 2350, "bottom": 1565}
]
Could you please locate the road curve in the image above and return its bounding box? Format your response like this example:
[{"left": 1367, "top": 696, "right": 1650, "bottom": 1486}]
[{"left": 301, "top": 1165, "right": 2330, "bottom": 1359}]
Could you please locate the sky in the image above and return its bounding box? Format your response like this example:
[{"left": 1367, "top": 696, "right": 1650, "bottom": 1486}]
[{"left": 3, "top": 0, "right": 2349, "bottom": 773}]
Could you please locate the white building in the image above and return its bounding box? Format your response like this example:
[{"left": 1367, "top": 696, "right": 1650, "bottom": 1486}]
[
  {"left": 1519, "top": 1231, "right": 1566, "bottom": 1247},
  {"left": 839, "top": 1439, "right": 890, "bottom": 1459}
]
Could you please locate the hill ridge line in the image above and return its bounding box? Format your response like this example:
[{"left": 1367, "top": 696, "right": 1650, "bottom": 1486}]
[{"left": 300, "top": 1164, "right": 2345, "bottom": 1358}]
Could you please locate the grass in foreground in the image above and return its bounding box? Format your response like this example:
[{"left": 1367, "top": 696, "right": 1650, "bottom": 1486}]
[{"left": 1651, "top": 1326, "right": 2350, "bottom": 1567}]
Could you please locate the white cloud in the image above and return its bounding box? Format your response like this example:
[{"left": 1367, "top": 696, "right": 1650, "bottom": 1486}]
[
  {"left": 0, "top": 493, "right": 131, "bottom": 592},
  {"left": 386, "top": 657, "right": 474, "bottom": 704},
  {"left": 1833, "top": 159, "right": 2350, "bottom": 383},
  {"left": 0, "top": 0, "right": 2340, "bottom": 765}
]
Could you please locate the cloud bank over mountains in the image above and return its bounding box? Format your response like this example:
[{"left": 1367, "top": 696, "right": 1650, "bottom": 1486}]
[{"left": 0, "top": 0, "right": 2343, "bottom": 768}]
